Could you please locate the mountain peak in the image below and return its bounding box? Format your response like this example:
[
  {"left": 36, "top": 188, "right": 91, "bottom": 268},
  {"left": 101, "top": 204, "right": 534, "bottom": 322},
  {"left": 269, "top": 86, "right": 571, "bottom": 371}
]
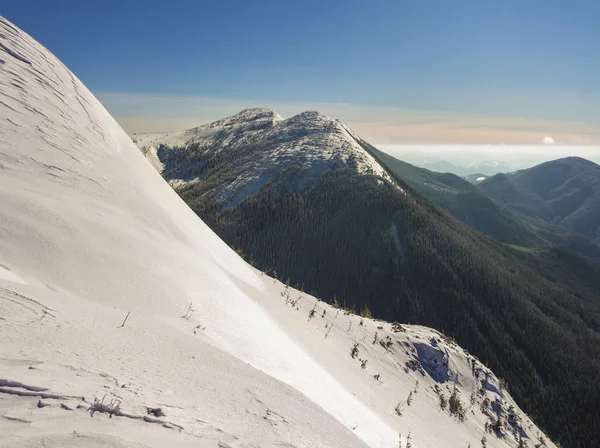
[
  {"left": 231, "top": 107, "right": 283, "bottom": 122},
  {"left": 135, "top": 107, "right": 392, "bottom": 206},
  {"left": 547, "top": 156, "right": 598, "bottom": 167},
  {"left": 184, "top": 108, "right": 282, "bottom": 136},
  {"left": 289, "top": 109, "right": 333, "bottom": 122}
]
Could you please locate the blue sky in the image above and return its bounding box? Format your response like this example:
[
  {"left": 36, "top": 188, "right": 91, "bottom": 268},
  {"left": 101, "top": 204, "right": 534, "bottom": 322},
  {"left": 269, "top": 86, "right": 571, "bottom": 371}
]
[{"left": 3, "top": 0, "right": 600, "bottom": 143}]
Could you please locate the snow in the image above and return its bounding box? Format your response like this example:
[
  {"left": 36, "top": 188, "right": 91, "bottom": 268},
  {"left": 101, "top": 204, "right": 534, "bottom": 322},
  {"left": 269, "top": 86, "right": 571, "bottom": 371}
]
[
  {"left": 0, "top": 16, "right": 555, "bottom": 448},
  {"left": 0, "top": 265, "right": 27, "bottom": 285},
  {"left": 476, "top": 176, "right": 486, "bottom": 182},
  {"left": 139, "top": 145, "right": 165, "bottom": 173},
  {"left": 133, "top": 108, "right": 395, "bottom": 206}
]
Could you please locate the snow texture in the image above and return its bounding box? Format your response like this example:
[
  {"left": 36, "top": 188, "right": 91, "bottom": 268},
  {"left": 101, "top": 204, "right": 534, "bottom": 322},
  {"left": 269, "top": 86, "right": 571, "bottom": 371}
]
[
  {"left": 0, "top": 16, "right": 555, "bottom": 448},
  {"left": 133, "top": 108, "right": 394, "bottom": 206}
]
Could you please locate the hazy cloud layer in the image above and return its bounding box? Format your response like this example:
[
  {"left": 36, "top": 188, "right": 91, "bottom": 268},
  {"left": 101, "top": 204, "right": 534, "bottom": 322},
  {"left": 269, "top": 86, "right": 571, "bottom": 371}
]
[
  {"left": 379, "top": 144, "right": 600, "bottom": 169},
  {"left": 98, "top": 93, "right": 600, "bottom": 146}
]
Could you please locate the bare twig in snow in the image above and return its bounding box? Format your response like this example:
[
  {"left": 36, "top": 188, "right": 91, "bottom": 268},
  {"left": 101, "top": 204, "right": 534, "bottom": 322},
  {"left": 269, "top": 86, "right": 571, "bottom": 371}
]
[
  {"left": 181, "top": 302, "right": 193, "bottom": 319},
  {"left": 118, "top": 311, "right": 130, "bottom": 328}
]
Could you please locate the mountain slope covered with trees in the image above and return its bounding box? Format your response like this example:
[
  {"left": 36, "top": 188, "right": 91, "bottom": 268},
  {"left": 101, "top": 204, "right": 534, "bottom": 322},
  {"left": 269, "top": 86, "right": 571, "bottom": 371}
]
[
  {"left": 479, "top": 157, "right": 600, "bottom": 243},
  {"left": 369, "top": 147, "right": 600, "bottom": 263}
]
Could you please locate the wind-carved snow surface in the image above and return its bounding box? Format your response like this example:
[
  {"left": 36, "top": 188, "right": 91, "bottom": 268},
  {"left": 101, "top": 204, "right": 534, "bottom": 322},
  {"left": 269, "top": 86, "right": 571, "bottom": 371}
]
[
  {"left": 0, "top": 16, "right": 384, "bottom": 448},
  {"left": 0, "top": 16, "right": 555, "bottom": 448},
  {"left": 134, "top": 108, "right": 394, "bottom": 206}
]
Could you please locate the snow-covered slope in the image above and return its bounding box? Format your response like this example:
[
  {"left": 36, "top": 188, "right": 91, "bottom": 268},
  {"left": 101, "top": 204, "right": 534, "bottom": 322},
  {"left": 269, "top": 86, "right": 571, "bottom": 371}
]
[
  {"left": 0, "top": 16, "right": 555, "bottom": 448},
  {"left": 133, "top": 108, "right": 393, "bottom": 206}
]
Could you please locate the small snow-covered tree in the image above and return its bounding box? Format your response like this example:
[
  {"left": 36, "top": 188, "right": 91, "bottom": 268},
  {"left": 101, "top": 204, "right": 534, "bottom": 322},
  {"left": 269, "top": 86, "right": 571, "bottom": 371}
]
[
  {"left": 439, "top": 393, "right": 448, "bottom": 410},
  {"left": 360, "top": 305, "right": 372, "bottom": 318},
  {"left": 449, "top": 386, "right": 466, "bottom": 422}
]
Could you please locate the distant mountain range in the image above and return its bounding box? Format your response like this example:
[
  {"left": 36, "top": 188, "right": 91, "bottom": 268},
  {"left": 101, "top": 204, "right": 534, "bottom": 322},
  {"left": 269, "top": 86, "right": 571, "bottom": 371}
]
[
  {"left": 370, "top": 149, "right": 600, "bottom": 262},
  {"left": 478, "top": 157, "right": 600, "bottom": 243},
  {"left": 419, "top": 160, "right": 517, "bottom": 177},
  {"left": 135, "top": 108, "right": 600, "bottom": 448}
]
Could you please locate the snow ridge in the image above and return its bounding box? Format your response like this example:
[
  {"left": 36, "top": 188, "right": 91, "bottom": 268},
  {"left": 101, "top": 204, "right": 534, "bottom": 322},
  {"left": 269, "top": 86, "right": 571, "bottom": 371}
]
[
  {"left": 0, "top": 16, "right": 556, "bottom": 448},
  {"left": 0, "top": 16, "right": 381, "bottom": 447}
]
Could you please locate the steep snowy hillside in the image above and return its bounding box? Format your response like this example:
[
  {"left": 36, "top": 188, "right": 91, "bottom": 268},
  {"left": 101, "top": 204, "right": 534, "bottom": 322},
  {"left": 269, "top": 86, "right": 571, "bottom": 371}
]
[
  {"left": 0, "top": 16, "right": 555, "bottom": 448},
  {"left": 134, "top": 108, "right": 392, "bottom": 206}
]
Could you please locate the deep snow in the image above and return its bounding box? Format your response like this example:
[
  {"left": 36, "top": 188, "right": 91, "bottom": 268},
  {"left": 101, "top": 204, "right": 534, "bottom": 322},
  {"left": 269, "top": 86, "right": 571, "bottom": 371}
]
[{"left": 0, "top": 16, "right": 554, "bottom": 448}]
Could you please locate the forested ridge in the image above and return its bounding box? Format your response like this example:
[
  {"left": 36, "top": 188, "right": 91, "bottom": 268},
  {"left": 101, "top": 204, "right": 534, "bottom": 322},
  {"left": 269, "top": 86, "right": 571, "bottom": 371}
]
[
  {"left": 368, "top": 145, "right": 600, "bottom": 263},
  {"left": 478, "top": 157, "right": 600, "bottom": 244}
]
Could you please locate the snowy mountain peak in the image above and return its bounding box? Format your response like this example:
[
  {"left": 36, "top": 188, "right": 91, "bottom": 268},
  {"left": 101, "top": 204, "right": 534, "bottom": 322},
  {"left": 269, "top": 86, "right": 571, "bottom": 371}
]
[
  {"left": 217, "top": 107, "right": 283, "bottom": 125},
  {"left": 287, "top": 109, "right": 333, "bottom": 123},
  {"left": 135, "top": 108, "right": 392, "bottom": 206},
  {"left": 185, "top": 107, "right": 282, "bottom": 136}
]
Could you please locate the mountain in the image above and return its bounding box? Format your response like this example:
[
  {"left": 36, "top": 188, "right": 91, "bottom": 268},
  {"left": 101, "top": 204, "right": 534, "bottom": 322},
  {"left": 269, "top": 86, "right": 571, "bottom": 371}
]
[
  {"left": 134, "top": 108, "right": 389, "bottom": 208},
  {"left": 136, "top": 110, "right": 600, "bottom": 447},
  {"left": 0, "top": 16, "right": 560, "bottom": 448},
  {"left": 419, "top": 160, "right": 514, "bottom": 177},
  {"left": 479, "top": 157, "right": 600, "bottom": 242},
  {"left": 365, "top": 149, "right": 545, "bottom": 247},
  {"left": 368, "top": 149, "right": 600, "bottom": 262}
]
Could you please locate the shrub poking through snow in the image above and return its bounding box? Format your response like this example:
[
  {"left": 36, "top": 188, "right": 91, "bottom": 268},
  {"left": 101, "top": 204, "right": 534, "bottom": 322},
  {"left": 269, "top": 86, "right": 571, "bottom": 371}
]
[
  {"left": 407, "top": 391, "right": 413, "bottom": 406},
  {"left": 481, "top": 397, "right": 491, "bottom": 415},
  {"left": 360, "top": 358, "right": 368, "bottom": 369},
  {"left": 181, "top": 302, "right": 193, "bottom": 320},
  {"left": 507, "top": 404, "right": 520, "bottom": 429},
  {"left": 488, "top": 415, "right": 504, "bottom": 436},
  {"left": 395, "top": 401, "right": 405, "bottom": 417},
  {"left": 439, "top": 393, "right": 448, "bottom": 410},
  {"left": 391, "top": 322, "right": 405, "bottom": 333},
  {"left": 146, "top": 407, "right": 165, "bottom": 418},
  {"left": 470, "top": 386, "right": 478, "bottom": 405},
  {"left": 351, "top": 343, "right": 359, "bottom": 359},
  {"left": 89, "top": 394, "right": 121, "bottom": 418},
  {"left": 360, "top": 305, "right": 372, "bottom": 318},
  {"left": 308, "top": 300, "right": 317, "bottom": 321},
  {"left": 405, "top": 359, "right": 421, "bottom": 372},
  {"left": 449, "top": 386, "right": 466, "bottom": 422},
  {"left": 380, "top": 335, "right": 393, "bottom": 352}
]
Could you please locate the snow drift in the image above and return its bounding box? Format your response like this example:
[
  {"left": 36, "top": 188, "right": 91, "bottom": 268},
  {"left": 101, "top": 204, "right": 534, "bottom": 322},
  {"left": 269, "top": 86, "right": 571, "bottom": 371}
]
[{"left": 0, "top": 16, "right": 554, "bottom": 448}]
